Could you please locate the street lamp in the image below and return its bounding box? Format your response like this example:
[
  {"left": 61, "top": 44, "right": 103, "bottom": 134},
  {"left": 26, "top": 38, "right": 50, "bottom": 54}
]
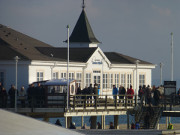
[
  {"left": 66, "top": 25, "right": 70, "bottom": 111},
  {"left": 170, "top": 32, "right": 173, "bottom": 81},
  {"left": 160, "top": 62, "right": 164, "bottom": 86},
  {"left": 14, "top": 56, "right": 20, "bottom": 112}
]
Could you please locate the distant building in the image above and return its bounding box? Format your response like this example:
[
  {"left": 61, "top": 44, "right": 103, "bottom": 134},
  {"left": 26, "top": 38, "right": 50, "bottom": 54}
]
[{"left": 0, "top": 6, "right": 155, "bottom": 95}]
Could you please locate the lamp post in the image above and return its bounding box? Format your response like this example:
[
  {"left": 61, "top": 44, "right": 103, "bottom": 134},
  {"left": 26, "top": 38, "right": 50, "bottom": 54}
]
[
  {"left": 135, "top": 60, "right": 140, "bottom": 103},
  {"left": 66, "top": 25, "right": 70, "bottom": 111},
  {"left": 160, "top": 63, "right": 163, "bottom": 86},
  {"left": 14, "top": 56, "right": 20, "bottom": 112},
  {"left": 170, "top": 32, "right": 173, "bottom": 81}
]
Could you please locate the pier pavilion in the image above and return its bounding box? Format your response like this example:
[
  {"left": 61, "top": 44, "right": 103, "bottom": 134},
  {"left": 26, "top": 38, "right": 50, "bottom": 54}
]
[
  {"left": 0, "top": 3, "right": 155, "bottom": 96},
  {"left": 0, "top": 1, "right": 159, "bottom": 130}
]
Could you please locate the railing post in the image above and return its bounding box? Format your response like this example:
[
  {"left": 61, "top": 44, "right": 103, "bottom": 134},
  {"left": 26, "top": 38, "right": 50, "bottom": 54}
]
[
  {"left": 105, "top": 95, "right": 107, "bottom": 110},
  {"left": 64, "top": 95, "right": 66, "bottom": 112},
  {"left": 95, "top": 95, "right": 97, "bottom": 109},
  {"left": 73, "top": 95, "right": 76, "bottom": 109},
  {"left": 115, "top": 95, "right": 117, "bottom": 109},
  {"left": 84, "top": 95, "right": 87, "bottom": 109},
  {"left": 125, "top": 94, "right": 127, "bottom": 107}
]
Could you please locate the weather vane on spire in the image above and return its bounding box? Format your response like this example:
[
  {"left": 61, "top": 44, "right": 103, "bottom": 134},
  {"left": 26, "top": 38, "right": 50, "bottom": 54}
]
[{"left": 82, "top": 0, "right": 85, "bottom": 9}]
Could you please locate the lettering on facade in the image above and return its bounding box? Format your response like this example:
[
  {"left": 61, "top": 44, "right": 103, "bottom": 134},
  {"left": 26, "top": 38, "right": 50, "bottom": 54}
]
[{"left": 92, "top": 57, "right": 102, "bottom": 64}]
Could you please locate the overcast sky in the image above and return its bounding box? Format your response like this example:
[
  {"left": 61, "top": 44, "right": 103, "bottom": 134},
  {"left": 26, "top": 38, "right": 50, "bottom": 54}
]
[{"left": 0, "top": 0, "right": 180, "bottom": 86}]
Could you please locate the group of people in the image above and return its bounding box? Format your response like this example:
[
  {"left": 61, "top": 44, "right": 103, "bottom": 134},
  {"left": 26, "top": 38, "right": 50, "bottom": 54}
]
[
  {"left": 112, "top": 85, "right": 134, "bottom": 104},
  {"left": 76, "top": 83, "right": 100, "bottom": 105},
  {"left": 138, "top": 85, "right": 161, "bottom": 106},
  {"left": 0, "top": 82, "right": 46, "bottom": 108},
  {"left": 0, "top": 83, "right": 27, "bottom": 108}
]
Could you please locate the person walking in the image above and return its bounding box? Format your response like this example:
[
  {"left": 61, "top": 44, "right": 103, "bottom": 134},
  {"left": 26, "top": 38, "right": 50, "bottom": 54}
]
[
  {"left": 112, "top": 85, "right": 118, "bottom": 102},
  {"left": 87, "top": 84, "right": 93, "bottom": 105},
  {"left": 119, "top": 85, "right": 126, "bottom": 103},
  {"left": 55, "top": 119, "right": 62, "bottom": 126},
  {"left": 8, "top": 85, "right": 17, "bottom": 108},
  {"left": 19, "top": 86, "right": 26, "bottom": 108},
  {"left": 154, "top": 88, "right": 160, "bottom": 106},
  {"left": 109, "top": 122, "right": 115, "bottom": 129},
  {"left": 167, "top": 122, "right": 173, "bottom": 130},
  {"left": 1, "top": 87, "right": 7, "bottom": 108},
  {"left": 127, "top": 85, "right": 134, "bottom": 105}
]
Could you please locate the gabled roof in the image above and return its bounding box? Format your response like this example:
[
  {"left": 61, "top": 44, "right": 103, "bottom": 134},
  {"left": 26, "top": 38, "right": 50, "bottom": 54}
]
[
  {"left": 37, "top": 47, "right": 97, "bottom": 63},
  {"left": 104, "top": 52, "right": 153, "bottom": 65},
  {"left": 0, "top": 24, "right": 61, "bottom": 61},
  {"left": 69, "top": 9, "right": 100, "bottom": 44}
]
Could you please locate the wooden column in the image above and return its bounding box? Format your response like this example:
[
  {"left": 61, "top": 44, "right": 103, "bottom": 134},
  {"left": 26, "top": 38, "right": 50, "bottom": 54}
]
[
  {"left": 101, "top": 115, "right": 105, "bottom": 129},
  {"left": 65, "top": 117, "right": 72, "bottom": 128},
  {"left": 81, "top": 116, "right": 84, "bottom": 128},
  {"left": 114, "top": 115, "right": 119, "bottom": 129},
  {"left": 127, "top": 111, "right": 130, "bottom": 129}
]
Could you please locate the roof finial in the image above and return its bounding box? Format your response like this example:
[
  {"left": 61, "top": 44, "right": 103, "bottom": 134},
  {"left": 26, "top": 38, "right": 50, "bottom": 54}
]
[{"left": 82, "top": 0, "right": 85, "bottom": 9}]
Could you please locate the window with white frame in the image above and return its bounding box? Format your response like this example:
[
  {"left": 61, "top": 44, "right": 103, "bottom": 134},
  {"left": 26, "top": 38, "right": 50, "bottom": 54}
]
[
  {"left": 86, "top": 73, "right": 91, "bottom": 87},
  {"left": 127, "top": 73, "right": 132, "bottom": 89},
  {"left": 37, "top": 71, "right": 43, "bottom": 81},
  {"left": 114, "top": 73, "right": 119, "bottom": 88},
  {"left": 139, "top": 74, "right": 145, "bottom": 87},
  {"left": 76, "top": 73, "right": 82, "bottom": 87},
  {"left": 0, "top": 72, "right": 5, "bottom": 86},
  {"left": 120, "top": 73, "right": 126, "bottom": 88},
  {"left": 109, "top": 74, "right": 113, "bottom": 89},
  {"left": 103, "top": 73, "right": 108, "bottom": 89},
  {"left": 53, "top": 72, "right": 58, "bottom": 79},
  {"left": 69, "top": 73, "right": 74, "bottom": 80},
  {"left": 61, "top": 72, "right": 66, "bottom": 79}
]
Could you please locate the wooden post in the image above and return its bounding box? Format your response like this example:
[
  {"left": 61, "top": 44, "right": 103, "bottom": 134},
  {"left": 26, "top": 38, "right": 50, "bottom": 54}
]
[
  {"left": 114, "top": 115, "right": 119, "bottom": 129},
  {"left": 105, "top": 95, "right": 107, "bottom": 110},
  {"left": 81, "top": 116, "right": 84, "bottom": 128},
  {"left": 125, "top": 94, "right": 127, "bottom": 107},
  {"left": 73, "top": 95, "right": 75, "bottom": 108},
  {"left": 84, "top": 96, "right": 87, "bottom": 109},
  {"left": 101, "top": 115, "right": 105, "bottom": 129},
  {"left": 115, "top": 95, "right": 117, "bottom": 109},
  {"left": 127, "top": 111, "right": 130, "bottom": 129},
  {"left": 65, "top": 117, "right": 72, "bottom": 129}
]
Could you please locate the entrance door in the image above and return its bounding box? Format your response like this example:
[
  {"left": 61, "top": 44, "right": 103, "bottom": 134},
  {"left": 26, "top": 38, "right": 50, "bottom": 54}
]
[{"left": 93, "top": 71, "right": 101, "bottom": 86}]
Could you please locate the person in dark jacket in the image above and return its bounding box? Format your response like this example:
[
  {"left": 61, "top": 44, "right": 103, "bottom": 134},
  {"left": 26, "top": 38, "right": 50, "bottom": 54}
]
[
  {"left": 154, "top": 88, "right": 160, "bottom": 106},
  {"left": 109, "top": 122, "right": 115, "bottom": 129},
  {"left": 119, "top": 85, "right": 126, "bottom": 103},
  {"left": 27, "top": 84, "right": 35, "bottom": 107},
  {"left": 1, "top": 87, "right": 7, "bottom": 108},
  {"left": 69, "top": 122, "right": 76, "bottom": 129},
  {"left": 87, "top": 84, "right": 93, "bottom": 105},
  {"left": 55, "top": 119, "right": 62, "bottom": 126},
  {"left": 97, "top": 122, "right": 102, "bottom": 129},
  {"left": 8, "top": 85, "right": 18, "bottom": 108}
]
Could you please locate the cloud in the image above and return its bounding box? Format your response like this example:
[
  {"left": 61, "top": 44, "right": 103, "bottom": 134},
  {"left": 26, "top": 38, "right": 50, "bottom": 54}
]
[{"left": 152, "top": 4, "right": 171, "bottom": 16}]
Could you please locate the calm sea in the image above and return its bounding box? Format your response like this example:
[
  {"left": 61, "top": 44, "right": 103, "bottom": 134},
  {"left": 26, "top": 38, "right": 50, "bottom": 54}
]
[{"left": 38, "top": 115, "right": 180, "bottom": 128}]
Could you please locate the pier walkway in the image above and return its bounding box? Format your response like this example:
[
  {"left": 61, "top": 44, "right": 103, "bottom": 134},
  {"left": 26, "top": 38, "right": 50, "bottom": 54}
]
[{"left": 1, "top": 94, "right": 180, "bottom": 129}]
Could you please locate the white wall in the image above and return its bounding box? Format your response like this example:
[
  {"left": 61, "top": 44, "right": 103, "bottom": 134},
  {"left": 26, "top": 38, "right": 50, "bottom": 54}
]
[{"left": 0, "top": 61, "right": 29, "bottom": 90}]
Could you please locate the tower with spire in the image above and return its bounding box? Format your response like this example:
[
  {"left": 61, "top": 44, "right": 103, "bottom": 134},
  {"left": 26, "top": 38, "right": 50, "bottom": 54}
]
[{"left": 68, "top": 0, "right": 100, "bottom": 48}]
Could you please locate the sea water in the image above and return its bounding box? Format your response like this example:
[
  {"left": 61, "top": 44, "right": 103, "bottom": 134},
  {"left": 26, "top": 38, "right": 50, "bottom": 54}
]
[{"left": 39, "top": 115, "right": 180, "bottom": 128}]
